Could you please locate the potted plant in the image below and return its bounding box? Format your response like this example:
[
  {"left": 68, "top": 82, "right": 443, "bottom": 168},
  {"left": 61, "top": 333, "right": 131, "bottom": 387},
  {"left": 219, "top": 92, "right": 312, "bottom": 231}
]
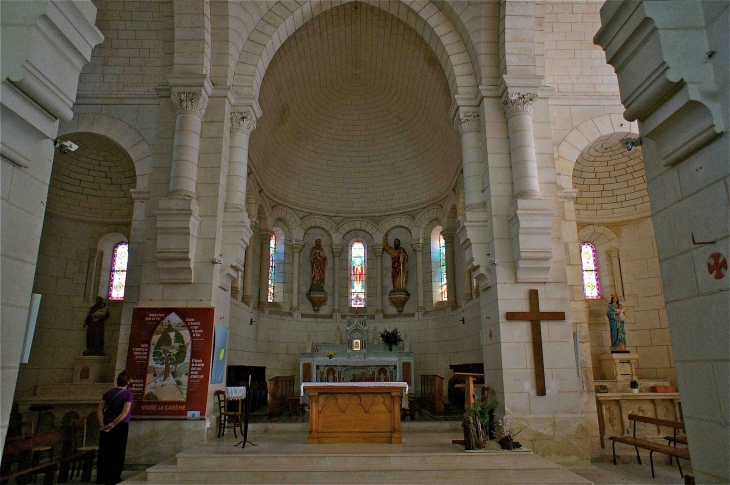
[
  {"left": 379, "top": 328, "right": 403, "bottom": 351},
  {"left": 326, "top": 350, "right": 336, "bottom": 359},
  {"left": 630, "top": 379, "right": 639, "bottom": 393},
  {"left": 497, "top": 420, "right": 525, "bottom": 450}
]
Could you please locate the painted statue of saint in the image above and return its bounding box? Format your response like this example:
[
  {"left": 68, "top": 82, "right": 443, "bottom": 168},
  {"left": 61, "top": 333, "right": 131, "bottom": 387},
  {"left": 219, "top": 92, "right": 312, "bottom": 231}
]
[
  {"left": 84, "top": 296, "right": 110, "bottom": 356},
  {"left": 383, "top": 233, "right": 408, "bottom": 290},
  {"left": 309, "top": 239, "right": 327, "bottom": 292},
  {"left": 608, "top": 293, "right": 627, "bottom": 352}
]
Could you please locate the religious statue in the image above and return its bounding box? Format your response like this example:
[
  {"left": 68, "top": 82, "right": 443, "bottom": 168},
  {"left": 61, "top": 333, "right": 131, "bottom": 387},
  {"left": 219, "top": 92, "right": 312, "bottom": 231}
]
[
  {"left": 383, "top": 233, "right": 410, "bottom": 312},
  {"left": 335, "top": 325, "right": 342, "bottom": 344},
  {"left": 371, "top": 325, "right": 380, "bottom": 344},
  {"left": 83, "top": 296, "right": 110, "bottom": 356},
  {"left": 306, "top": 239, "right": 328, "bottom": 312},
  {"left": 608, "top": 293, "right": 628, "bottom": 352},
  {"left": 306, "top": 334, "right": 313, "bottom": 353}
]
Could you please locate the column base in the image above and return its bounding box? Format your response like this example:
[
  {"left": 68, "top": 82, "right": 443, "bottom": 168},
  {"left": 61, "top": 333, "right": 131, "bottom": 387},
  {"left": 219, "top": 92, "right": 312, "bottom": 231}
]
[
  {"left": 509, "top": 199, "right": 553, "bottom": 282},
  {"left": 156, "top": 197, "right": 200, "bottom": 284}
]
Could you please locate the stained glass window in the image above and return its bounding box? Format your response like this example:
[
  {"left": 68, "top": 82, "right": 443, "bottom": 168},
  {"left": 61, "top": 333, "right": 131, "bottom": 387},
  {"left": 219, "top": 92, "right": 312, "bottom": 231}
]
[
  {"left": 350, "top": 241, "right": 366, "bottom": 307},
  {"left": 108, "top": 242, "right": 128, "bottom": 300},
  {"left": 267, "top": 234, "right": 276, "bottom": 302},
  {"left": 581, "top": 242, "right": 601, "bottom": 299},
  {"left": 439, "top": 234, "right": 448, "bottom": 301}
]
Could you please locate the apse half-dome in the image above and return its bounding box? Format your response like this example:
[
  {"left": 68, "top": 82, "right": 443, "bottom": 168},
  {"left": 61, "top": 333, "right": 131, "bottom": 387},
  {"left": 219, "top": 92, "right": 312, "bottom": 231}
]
[{"left": 248, "top": 2, "right": 461, "bottom": 216}]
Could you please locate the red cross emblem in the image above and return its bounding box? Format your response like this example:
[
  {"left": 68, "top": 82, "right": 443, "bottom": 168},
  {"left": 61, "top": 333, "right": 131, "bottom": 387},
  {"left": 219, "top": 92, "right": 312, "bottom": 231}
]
[{"left": 707, "top": 253, "right": 727, "bottom": 280}]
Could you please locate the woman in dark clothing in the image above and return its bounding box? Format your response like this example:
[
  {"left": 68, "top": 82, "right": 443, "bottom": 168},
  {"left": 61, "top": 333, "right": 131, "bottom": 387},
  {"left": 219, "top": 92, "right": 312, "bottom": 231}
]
[{"left": 96, "top": 370, "right": 134, "bottom": 485}]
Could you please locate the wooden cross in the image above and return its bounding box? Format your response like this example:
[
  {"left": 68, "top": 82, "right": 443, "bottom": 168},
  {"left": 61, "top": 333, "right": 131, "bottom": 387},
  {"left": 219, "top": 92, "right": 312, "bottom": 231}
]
[{"left": 505, "top": 289, "right": 565, "bottom": 396}]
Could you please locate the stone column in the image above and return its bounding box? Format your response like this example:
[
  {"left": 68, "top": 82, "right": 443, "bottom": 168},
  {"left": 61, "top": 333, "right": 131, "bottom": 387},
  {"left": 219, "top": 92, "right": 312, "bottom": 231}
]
[
  {"left": 242, "top": 239, "right": 255, "bottom": 306},
  {"left": 443, "top": 233, "right": 458, "bottom": 307},
  {"left": 290, "top": 242, "right": 304, "bottom": 314},
  {"left": 373, "top": 245, "right": 384, "bottom": 317},
  {"left": 503, "top": 92, "right": 541, "bottom": 200},
  {"left": 412, "top": 241, "right": 425, "bottom": 312},
  {"left": 463, "top": 265, "right": 473, "bottom": 303},
  {"left": 168, "top": 91, "right": 208, "bottom": 198},
  {"left": 258, "top": 231, "right": 273, "bottom": 310},
  {"left": 220, "top": 110, "right": 256, "bottom": 290},
  {"left": 607, "top": 248, "right": 624, "bottom": 297},
  {"left": 332, "top": 246, "right": 343, "bottom": 316},
  {"left": 453, "top": 111, "right": 484, "bottom": 211}
]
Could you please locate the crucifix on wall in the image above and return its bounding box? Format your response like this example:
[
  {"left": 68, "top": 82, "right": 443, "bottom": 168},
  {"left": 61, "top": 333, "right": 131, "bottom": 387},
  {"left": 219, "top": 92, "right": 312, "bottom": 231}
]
[{"left": 505, "top": 289, "right": 566, "bottom": 397}]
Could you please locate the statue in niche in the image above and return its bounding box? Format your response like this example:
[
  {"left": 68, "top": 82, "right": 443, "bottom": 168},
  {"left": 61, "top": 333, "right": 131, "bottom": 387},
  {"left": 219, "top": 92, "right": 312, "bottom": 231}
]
[
  {"left": 83, "top": 296, "right": 110, "bottom": 356},
  {"left": 608, "top": 293, "right": 628, "bottom": 352},
  {"left": 371, "top": 325, "right": 380, "bottom": 344},
  {"left": 309, "top": 239, "right": 327, "bottom": 292},
  {"left": 306, "top": 239, "right": 328, "bottom": 312},
  {"left": 383, "top": 233, "right": 410, "bottom": 312}
]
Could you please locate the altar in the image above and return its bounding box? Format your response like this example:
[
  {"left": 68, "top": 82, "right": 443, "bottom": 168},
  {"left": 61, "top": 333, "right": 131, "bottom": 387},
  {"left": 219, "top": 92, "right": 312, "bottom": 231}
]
[
  {"left": 301, "top": 382, "right": 407, "bottom": 444},
  {"left": 299, "top": 317, "right": 414, "bottom": 385}
]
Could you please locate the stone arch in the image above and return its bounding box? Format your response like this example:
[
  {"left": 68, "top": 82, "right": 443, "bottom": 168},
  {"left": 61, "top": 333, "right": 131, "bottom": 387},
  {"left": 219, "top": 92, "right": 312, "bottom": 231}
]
[
  {"left": 232, "top": 0, "right": 479, "bottom": 100},
  {"left": 415, "top": 206, "right": 444, "bottom": 241},
  {"left": 57, "top": 114, "right": 154, "bottom": 191},
  {"left": 337, "top": 219, "right": 380, "bottom": 247},
  {"left": 378, "top": 216, "right": 417, "bottom": 241},
  {"left": 300, "top": 216, "right": 339, "bottom": 245},
  {"left": 556, "top": 113, "right": 639, "bottom": 180},
  {"left": 270, "top": 206, "right": 301, "bottom": 241}
]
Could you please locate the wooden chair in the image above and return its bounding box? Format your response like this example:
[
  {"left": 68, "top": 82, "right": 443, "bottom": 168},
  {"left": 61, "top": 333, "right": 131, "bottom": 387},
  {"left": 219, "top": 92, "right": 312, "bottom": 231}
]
[
  {"left": 215, "top": 390, "right": 242, "bottom": 438},
  {"left": 66, "top": 418, "right": 98, "bottom": 480}
]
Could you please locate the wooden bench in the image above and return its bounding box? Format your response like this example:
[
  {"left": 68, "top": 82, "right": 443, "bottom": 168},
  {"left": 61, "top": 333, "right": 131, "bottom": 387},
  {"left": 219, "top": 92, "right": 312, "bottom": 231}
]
[
  {"left": 609, "top": 414, "right": 690, "bottom": 479},
  {"left": 664, "top": 434, "right": 688, "bottom": 465},
  {"left": 0, "top": 460, "right": 59, "bottom": 485},
  {"left": 419, "top": 375, "right": 444, "bottom": 416}
]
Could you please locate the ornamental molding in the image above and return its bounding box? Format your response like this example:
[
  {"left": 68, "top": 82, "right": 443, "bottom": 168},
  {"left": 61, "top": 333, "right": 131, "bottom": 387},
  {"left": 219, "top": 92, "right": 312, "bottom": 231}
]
[
  {"left": 171, "top": 92, "right": 208, "bottom": 118},
  {"left": 502, "top": 92, "right": 537, "bottom": 118},
  {"left": 453, "top": 112, "right": 481, "bottom": 135},
  {"left": 230, "top": 111, "right": 257, "bottom": 134}
]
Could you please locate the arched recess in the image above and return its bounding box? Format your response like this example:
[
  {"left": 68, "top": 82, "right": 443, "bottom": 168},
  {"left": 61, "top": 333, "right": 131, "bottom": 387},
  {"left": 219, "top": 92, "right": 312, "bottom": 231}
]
[
  {"left": 577, "top": 225, "right": 619, "bottom": 300},
  {"left": 337, "top": 219, "right": 380, "bottom": 246},
  {"left": 416, "top": 206, "right": 444, "bottom": 241},
  {"left": 57, "top": 114, "right": 154, "bottom": 192},
  {"left": 270, "top": 206, "right": 301, "bottom": 241},
  {"left": 378, "top": 216, "right": 417, "bottom": 241},
  {"left": 231, "top": 0, "right": 479, "bottom": 100},
  {"left": 299, "top": 216, "right": 339, "bottom": 246}
]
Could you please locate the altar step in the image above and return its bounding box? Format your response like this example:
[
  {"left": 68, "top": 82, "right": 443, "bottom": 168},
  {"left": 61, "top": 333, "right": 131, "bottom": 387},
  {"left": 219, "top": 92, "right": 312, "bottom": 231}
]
[{"left": 122, "top": 430, "right": 592, "bottom": 485}]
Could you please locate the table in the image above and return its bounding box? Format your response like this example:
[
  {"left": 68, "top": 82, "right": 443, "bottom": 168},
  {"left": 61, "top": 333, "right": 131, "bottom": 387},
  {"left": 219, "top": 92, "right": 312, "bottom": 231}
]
[{"left": 301, "top": 382, "right": 408, "bottom": 444}]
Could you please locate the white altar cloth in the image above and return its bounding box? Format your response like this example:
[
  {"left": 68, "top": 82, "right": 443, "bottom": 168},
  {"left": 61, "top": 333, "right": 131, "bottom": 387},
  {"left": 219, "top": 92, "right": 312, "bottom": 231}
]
[
  {"left": 226, "top": 386, "right": 247, "bottom": 400},
  {"left": 301, "top": 382, "right": 409, "bottom": 408}
]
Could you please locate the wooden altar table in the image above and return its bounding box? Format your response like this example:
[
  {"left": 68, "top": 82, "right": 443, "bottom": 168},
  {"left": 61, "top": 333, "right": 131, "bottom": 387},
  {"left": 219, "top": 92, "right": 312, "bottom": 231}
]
[{"left": 301, "top": 382, "right": 408, "bottom": 444}]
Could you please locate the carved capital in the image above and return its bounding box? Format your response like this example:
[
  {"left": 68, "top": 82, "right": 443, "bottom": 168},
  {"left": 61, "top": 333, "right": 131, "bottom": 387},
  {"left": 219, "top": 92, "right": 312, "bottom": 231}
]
[
  {"left": 331, "top": 246, "right": 343, "bottom": 258},
  {"left": 454, "top": 111, "right": 482, "bottom": 135},
  {"left": 607, "top": 248, "right": 620, "bottom": 259},
  {"left": 171, "top": 92, "right": 208, "bottom": 118},
  {"left": 502, "top": 92, "right": 537, "bottom": 118},
  {"left": 373, "top": 245, "right": 384, "bottom": 257},
  {"left": 411, "top": 242, "right": 425, "bottom": 252},
  {"left": 230, "top": 111, "right": 257, "bottom": 135},
  {"left": 290, "top": 242, "right": 305, "bottom": 253}
]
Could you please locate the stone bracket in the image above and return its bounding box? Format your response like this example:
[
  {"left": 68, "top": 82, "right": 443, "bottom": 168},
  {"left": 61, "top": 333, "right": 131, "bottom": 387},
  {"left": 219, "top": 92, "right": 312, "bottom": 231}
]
[
  {"left": 156, "top": 197, "right": 201, "bottom": 284},
  {"left": 219, "top": 211, "right": 253, "bottom": 290},
  {"left": 509, "top": 200, "right": 553, "bottom": 282}
]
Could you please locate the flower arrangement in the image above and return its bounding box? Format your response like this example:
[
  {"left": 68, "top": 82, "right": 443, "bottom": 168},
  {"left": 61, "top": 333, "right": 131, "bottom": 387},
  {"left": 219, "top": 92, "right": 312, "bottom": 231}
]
[
  {"left": 379, "top": 327, "right": 403, "bottom": 350},
  {"left": 325, "top": 350, "right": 336, "bottom": 359}
]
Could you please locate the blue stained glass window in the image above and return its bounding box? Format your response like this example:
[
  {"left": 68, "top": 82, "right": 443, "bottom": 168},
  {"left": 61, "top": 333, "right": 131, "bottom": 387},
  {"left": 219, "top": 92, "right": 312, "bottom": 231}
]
[
  {"left": 267, "top": 235, "right": 276, "bottom": 302},
  {"left": 439, "top": 234, "right": 447, "bottom": 301},
  {"left": 108, "top": 242, "right": 128, "bottom": 301},
  {"left": 581, "top": 242, "right": 601, "bottom": 299},
  {"left": 351, "top": 241, "right": 366, "bottom": 307}
]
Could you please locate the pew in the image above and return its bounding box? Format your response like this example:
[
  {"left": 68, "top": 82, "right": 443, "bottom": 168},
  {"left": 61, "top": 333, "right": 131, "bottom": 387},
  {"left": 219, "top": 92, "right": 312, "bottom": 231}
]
[
  {"left": 268, "top": 375, "right": 295, "bottom": 418},
  {"left": 419, "top": 375, "right": 445, "bottom": 416}
]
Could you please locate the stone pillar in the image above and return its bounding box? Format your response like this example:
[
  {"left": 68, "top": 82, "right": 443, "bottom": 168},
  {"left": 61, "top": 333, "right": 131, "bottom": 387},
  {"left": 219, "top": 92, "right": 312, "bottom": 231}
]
[
  {"left": 156, "top": 80, "right": 211, "bottom": 283},
  {"left": 373, "top": 245, "right": 384, "bottom": 317},
  {"left": 220, "top": 109, "right": 257, "bottom": 290},
  {"left": 242, "top": 240, "right": 255, "bottom": 306},
  {"left": 412, "top": 241, "right": 425, "bottom": 312},
  {"left": 258, "top": 231, "right": 273, "bottom": 310},
  {"left": 607, "top": 248, "right": 624, "bottom": 297},
  {"left": 503, "top": 93, "right": 541, "bottom": 200},
  {"left": 463, "top": 265, "right": 473, "bottom": 303},
  {"left": 503, "top": 92, "right": 553, "bottom": 282},
  {"left": 332, "top": 246, "right": 343, "bottom": 316},
  {"left": 290, "top": 242, "right": 304, "bottom": 314},
  {"left": 443, "top": 233, "right": 458, "bottom": 307}
]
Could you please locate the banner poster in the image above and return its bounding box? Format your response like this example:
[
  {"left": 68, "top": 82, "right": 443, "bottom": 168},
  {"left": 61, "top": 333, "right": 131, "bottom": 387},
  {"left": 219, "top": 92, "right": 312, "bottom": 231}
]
[
  {"left": 126, "top": 307, "right": 214, "bottom": 418},
  {"left": 210, "top": 325, "right": 229, "bottom": 384}
]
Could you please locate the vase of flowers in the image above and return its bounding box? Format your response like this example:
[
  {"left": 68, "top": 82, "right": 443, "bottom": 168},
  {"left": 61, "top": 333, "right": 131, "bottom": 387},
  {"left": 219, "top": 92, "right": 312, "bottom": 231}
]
[
  {"left": 630, "top": 379, "right": 639, "bottom": 393},
  {"left": 379, "top": 328, "right": 403, "bottom": 351},
  {"left": 326, "top": 350, "right": 336, "bottom": 359}
]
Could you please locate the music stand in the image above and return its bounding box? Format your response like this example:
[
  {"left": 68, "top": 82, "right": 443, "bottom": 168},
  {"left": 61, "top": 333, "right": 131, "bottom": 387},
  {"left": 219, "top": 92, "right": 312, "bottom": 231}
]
[{"left": 232, "top": 376, "right": 256, "bottom": 448}]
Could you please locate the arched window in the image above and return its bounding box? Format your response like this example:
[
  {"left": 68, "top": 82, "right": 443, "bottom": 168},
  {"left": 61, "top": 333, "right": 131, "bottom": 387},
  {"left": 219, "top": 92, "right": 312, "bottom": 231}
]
[
  {"left": 350, "top": 240, "right": 366, "bottom": 307},
  {"left": 108, "top": 242, "right": 129, "bottom": 300},
  {"left": 581, "top": 242, "right": 601, "bottom": 299},
  {"left": 267, "top": 234, "right": 276, "bottom": 302},
  {"left": 430, "top": 226, "right": 447, "bottom": 302}
]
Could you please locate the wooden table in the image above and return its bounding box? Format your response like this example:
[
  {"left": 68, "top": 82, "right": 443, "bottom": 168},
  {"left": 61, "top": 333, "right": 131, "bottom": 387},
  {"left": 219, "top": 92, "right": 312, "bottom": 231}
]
[{"left": 302, "top": 383, "right": 407, "bottom": 444}]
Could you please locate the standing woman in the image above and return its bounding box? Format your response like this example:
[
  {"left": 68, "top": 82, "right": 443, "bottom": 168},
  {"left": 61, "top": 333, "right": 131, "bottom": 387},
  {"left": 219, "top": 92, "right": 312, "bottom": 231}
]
[{"left": 97, "top": 370, "right": 134, "bottom": 484}]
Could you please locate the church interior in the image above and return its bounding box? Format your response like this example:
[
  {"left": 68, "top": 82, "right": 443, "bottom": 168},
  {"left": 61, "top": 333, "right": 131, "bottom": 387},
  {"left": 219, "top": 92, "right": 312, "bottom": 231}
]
[{"left": 1, "top": 0, "right": 727, "bottom": 483}]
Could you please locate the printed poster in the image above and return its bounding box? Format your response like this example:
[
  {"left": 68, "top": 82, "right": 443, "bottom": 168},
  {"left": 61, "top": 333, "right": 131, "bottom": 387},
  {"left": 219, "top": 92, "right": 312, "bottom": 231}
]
[
  {"left": 126, "top": 307, "right": 214, "bottom": 418},
  {"left": 210, "top": 325, "right": 229, "bottom": 384}
]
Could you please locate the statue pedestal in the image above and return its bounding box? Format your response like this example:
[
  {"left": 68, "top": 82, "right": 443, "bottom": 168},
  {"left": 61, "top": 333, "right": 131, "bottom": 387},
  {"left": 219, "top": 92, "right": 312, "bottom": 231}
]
[
  {"left": 306, "top": 290, "right": 328, "bottom": 312},
  {"left": 74, "top": 355, "right": 111, "bottom": 384},
  {"left": 388, "top": 289, "right": 410, "bottom": 313},
  {"left": 598, "top": 353, "right": 638, "bottom": 382}
]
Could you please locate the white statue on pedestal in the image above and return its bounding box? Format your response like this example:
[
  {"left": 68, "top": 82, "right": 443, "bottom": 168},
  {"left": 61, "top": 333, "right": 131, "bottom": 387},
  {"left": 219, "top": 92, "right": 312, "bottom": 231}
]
[
  {"left": 335, "top": 325, "right": 342, "bottom": 344},
  {"left": 306, "top": 334, "right": 313, "bottom": 352}
]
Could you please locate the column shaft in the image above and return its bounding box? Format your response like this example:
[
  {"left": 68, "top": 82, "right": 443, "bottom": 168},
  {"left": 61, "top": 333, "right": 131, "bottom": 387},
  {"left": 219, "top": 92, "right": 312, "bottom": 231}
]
[
  {"left": 258, "top": 232, "right": 272, "bottom": 309},
  {"left": 332, "top": 247, "right": 343, "bottom": 314},
  {"left": 503, "top": 93, "right": 541, "bottom": 199},
  {"left": 413, "top": 243, "right": 425, "bottom": 312},
  {"left": 373, "top": 246, "right": 384, "bottom": 315},
  {"left": 608, "top": 249, "right": 624, "bottom": 297},
  {"left": 242, "top": 243, "right": 254, "bottom": 306},
  {"left": 227, "top": 112, "right": 255, "bottom": 210},
  {"left": 291, "top": 243, "right": 303, "bottom": 313},
  {"left": 444, "top": 234, "right": 457, "bottom": 307},
  {"left": 168, "top": 92, "right": 207, "bottom": 198},
  {"left": 454, "top": 112, "right": 484, "bottom": 210}
]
